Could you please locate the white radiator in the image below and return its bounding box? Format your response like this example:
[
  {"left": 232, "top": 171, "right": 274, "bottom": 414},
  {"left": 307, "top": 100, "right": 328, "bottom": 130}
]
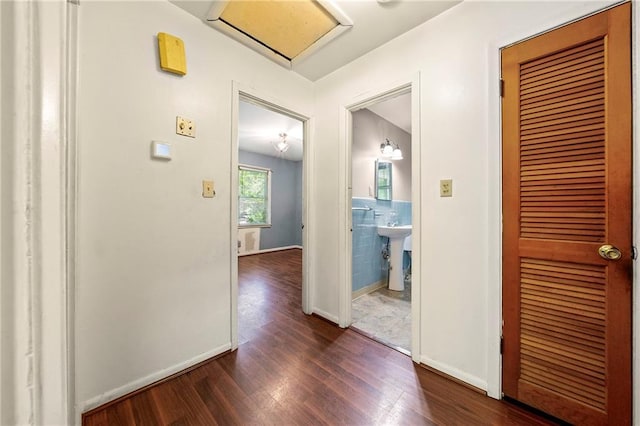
[{"left": 238, "top": 228, "right": 261, "bottom": 254}]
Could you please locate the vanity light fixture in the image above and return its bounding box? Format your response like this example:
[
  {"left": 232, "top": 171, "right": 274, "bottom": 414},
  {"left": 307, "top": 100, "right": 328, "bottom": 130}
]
[
  {"left": 380, "top": 138, "right": 403, "bottom": 160},
  {"left": 273, "top": 132, "right": 290, "bottom": 153}
]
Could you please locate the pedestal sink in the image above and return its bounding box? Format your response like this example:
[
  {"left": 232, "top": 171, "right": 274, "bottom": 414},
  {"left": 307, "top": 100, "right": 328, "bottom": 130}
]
[{"left": 377, "top": 225, "right": 412, "bottom": 291}]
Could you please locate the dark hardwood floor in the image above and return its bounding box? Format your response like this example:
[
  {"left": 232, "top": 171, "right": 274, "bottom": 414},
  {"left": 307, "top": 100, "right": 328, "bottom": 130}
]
[{"left": 83, "top": 249, "right": 558, "bottom": 425}]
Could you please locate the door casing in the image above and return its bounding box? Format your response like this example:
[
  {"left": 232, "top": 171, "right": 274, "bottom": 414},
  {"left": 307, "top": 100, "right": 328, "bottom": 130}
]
[
  {"left": 339, "top": 74, "right": 422, "bottom": 364},
  {"left": 230, "top": 82, "right": 314, "bottom": 349}
]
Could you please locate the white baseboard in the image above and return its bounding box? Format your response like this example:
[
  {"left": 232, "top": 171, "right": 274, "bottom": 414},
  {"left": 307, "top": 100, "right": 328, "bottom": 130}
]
[
  {"left": 420, "top": 355, "right": 488, "bottom": 392},
  {"left": 238, "top": 245, "right": 302, "bottom": 257},
  {"left": 352, "top": 280, "right": 386, "bottom": 300},
  {"left": 79, "top": 343, "right": 232, "bottom": 417},
  {"left": 312, "top": 308, "right": 339, "bottom": 325}
]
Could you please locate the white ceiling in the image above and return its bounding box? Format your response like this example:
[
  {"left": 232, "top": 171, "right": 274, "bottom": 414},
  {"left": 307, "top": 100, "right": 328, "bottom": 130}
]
[
  {"left": 220, "top": 0, "right": 422, "bottom": 160},
  {"left": 239, "top": 100, "right": 304, "bottom": 161},
  {"left": 238, "top": 93, "right": 410, "bottom": 163},
  {"left": 170, "top": 0, "right": 461, "bottom": 82},
  {"left": 366, "top": 92, "right": 411, "bottom": 133}
]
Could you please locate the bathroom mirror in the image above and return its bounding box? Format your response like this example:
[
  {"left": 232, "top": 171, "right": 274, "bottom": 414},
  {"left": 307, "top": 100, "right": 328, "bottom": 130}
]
[{"left": 375, "top": 159, "right": 392, "bottom": 200}]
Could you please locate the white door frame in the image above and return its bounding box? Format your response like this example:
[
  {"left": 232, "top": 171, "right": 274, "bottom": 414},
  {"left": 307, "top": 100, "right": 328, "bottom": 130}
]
[
  {"left": 0, "top": 1, "right": 76, "bottom": 424},
  {"left": 230, "top": 82, "right": 314, "bottom": 349},
  {"left": 339, "top": 74, "right": 422, "bottom": 363}
]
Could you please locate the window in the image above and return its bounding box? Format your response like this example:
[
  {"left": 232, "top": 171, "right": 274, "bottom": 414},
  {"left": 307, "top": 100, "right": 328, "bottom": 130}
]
[{"left": 238, "top": 165, "right": 271, "bottom": 227}]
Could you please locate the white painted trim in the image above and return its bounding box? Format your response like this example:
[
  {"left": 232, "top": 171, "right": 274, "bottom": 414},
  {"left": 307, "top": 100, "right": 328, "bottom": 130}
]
[
  {"left": 291, "top": 24, "right": 351, "bottom": 68},
  {"left": 79, "top": 343, "right": 232, "bottom": 414},
  {"left": 339, "top": 73, "right": 422, "bottom": 366},
  {"left": 238, "top": 245, "right": 303, "bottom": 257},
  {"left": 409, "top": 73, "right": 422, "bottom": 366},
  {"left": 486, "top": 0, "right": 633, "bottom": 403},
  {"left": 1, "top": 2, "right": 75, "bottom": 424},
  {"left": 339, "top": 101, "right": 352, "bottom": 329},
  {"left": 486, "top": 33, "right": 503, "bottom": 404},
  {"left": 351, "top": 280, "right": 386, "bottom": 301},
  {"left": 231, "top": 82, "right": 315, "bottom": 352},
  {"left": 66, "top": 1, "right": 79, "bottom": 423},
  {"left": 301, "top": 108, "right": 314, "bottom": 316},
  {"left": 420, "top": 356, "right": 488, "bottom": 393},
  {"left": 312, "top": 308, "right": 340, "bottom": 325},
  {"left": 230, "top": 83, "right": 241, "bottom": 351}
]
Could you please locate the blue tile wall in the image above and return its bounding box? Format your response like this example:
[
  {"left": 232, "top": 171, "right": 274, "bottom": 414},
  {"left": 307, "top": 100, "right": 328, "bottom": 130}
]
[{"left": 352, "top": 197, "right": 412, "bottom": 292}]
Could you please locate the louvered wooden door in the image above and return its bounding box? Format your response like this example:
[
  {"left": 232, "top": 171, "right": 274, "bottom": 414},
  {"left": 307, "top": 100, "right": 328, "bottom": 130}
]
[{"left": 501, "top": 3, "right": 631, "bottom": 424}]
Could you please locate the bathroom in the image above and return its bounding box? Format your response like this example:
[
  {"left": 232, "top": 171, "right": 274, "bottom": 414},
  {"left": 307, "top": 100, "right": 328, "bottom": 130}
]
[{"left": 350, "top": 92, "right": 412, "bottom": 354}]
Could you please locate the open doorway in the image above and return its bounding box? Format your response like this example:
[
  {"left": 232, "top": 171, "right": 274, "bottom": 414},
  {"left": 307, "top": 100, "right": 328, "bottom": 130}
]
[
  {"left": 231, "top": 91, "right": 310, "bottom": 348},
  {"left": 348, "top": 91, "right": 413, "bottom": 354}
]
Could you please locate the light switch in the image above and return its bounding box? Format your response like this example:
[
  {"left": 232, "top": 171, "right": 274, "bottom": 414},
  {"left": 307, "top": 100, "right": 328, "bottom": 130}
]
[
  {"left": 440, "top": 179, "right": 453, "bottom": 197},
  {"left": 202, "top": 180, "right": 215, "bottom": 198},
  {"left": 176, "top": 116, "right": 195, "bottom": 138}
]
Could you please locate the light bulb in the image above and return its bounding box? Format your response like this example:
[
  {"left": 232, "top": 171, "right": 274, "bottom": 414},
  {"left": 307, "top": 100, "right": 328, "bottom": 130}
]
[
  {"left": 277, "top": 141, "right": 289, "bottom": 152},
  {"left": 391, "top": 148, "right": 403, "bottom": 160}
]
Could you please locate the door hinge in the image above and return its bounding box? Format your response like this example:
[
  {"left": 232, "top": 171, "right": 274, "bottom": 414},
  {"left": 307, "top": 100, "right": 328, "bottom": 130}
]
[
  {"left": 500, "top": 336, "right": 504, "bottom": 354},
  {"left": 499, "top": 79, "right": 505, "bottom": 97},
  {"left": 632, "top": 245, "right": 637, "bottom": 260}
]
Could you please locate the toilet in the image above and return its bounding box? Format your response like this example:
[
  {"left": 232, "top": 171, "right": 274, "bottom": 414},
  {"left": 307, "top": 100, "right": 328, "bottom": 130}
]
[{"left": 403, "top": 234, "right": 412, "bottom": 281}]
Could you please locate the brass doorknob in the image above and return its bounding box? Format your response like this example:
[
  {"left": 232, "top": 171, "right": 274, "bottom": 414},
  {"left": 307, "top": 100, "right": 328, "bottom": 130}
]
[{"left": 598, "top": 244, "right": 622, "bottom": 260}]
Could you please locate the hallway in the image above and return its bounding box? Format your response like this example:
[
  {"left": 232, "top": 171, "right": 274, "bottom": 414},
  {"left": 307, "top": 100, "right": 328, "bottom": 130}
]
[{"left": 83, "top": 249, "right": 559, "bottom": 425}]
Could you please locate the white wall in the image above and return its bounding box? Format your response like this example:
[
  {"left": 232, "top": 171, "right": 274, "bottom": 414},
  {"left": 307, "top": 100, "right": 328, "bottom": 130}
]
[
  {"left": 313, "top": 0, "right": 633, "bottom": 397},
  {"left": 75, "top": 0, "right": 312, "bottom": 413},
  {"left": 352, "top": 109, "right": 412, "bottom": 201}
]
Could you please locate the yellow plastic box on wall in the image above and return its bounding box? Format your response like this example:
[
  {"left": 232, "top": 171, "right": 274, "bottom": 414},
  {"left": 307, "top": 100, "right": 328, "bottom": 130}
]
[{"left": 157, "top": 32, "right": 187, "bottom": 75}]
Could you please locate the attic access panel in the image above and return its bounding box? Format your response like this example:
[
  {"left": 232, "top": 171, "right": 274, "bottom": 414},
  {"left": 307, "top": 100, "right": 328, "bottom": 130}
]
[{"left": 207, "top": 0, "right": 353, "bottom": 68}]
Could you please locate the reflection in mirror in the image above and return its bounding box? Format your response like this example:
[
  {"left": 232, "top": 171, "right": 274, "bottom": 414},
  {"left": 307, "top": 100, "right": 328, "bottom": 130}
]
[{"left": 375, "top": 159, "right": 392, "bottom": 200}]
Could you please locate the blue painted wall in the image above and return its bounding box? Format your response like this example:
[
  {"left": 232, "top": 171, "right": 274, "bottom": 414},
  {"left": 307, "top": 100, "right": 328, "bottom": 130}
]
[
  {"left": 239, "top": 150, "right": 302, "bottom": 249},
  {"left": 352, "top": 197, "right": 411, "bottom": 292}
]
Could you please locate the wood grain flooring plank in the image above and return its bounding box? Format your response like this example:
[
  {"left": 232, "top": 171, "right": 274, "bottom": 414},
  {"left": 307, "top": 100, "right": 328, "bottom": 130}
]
[
  {"left": 82, "top": 249, "right": 560, "bottom": 426},
  {"left": 128, "top": 391, "right": 162, "bottom": 425}
]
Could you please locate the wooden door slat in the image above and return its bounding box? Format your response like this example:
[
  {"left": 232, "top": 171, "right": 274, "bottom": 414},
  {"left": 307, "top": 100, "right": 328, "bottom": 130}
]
[
  {"left": 520, "top": 84, "right": 603, "bottom": 109},
  {"left": 521, "top": 62, "right": 604, "bottom": 92},
  {"left": 520, "top": 129, "right": 603, "bottom": 148},
  {"left": 520, "top": 75, "right": 603, "bottom": 101},
  {"left": 521, "top": 105, "right": 604, "bottom": 128},
  {"left": 519, "top": 39, "right": 603, "bottom": 73},
  {"left": 520, "top": 49, "right": 604, "bottom": 80},
  {"left": 521, "top": 92, "right": 603, "bottom": 117}
]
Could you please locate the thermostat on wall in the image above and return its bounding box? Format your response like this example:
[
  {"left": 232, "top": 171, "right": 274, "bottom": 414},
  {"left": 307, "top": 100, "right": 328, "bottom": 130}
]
[{"left": 151, "top": 141, "right": 171, "bottom": 160}]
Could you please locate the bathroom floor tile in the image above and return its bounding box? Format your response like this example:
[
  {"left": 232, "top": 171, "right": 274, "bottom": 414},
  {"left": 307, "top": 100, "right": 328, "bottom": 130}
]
[{"left": 350, "top": 280, "right": 411, "bottom": 353}]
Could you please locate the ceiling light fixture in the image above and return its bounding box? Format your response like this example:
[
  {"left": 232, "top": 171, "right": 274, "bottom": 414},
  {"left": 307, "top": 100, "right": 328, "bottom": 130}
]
[
  {"left": 274, "top": 132, "right": 290, "bottom": 153},
  {"left": 380, "top": 138, "right": 402, "bottom": 160}
]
